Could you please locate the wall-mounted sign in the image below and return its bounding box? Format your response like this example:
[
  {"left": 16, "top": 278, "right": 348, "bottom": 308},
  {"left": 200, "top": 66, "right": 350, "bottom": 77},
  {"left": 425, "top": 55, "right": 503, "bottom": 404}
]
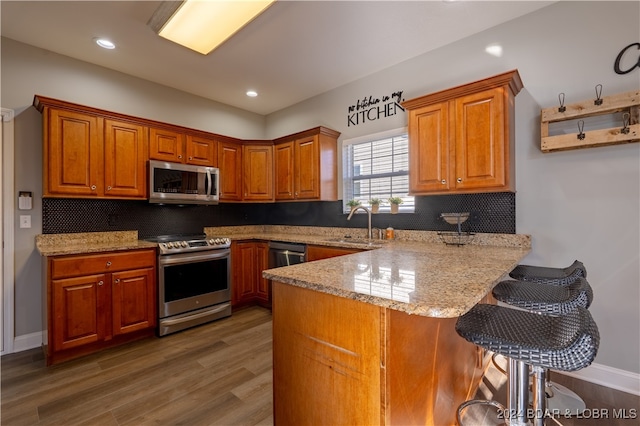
[
  {"left": 614, "top": 42, "right": 640, "bottom": 75},
  {"left": 347, "top": 90, "right": 405, "bottom": 127}
]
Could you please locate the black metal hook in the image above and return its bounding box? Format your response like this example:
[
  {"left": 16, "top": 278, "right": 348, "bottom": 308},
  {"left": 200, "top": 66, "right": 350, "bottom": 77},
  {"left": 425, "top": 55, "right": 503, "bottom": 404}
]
[
  {"left": 577, "top": 120, "right": 586, "bottom": 140},
  {"left": 558, "top": 93, "right": 566, "bottom": 113},
  {"left": 621, "top": 113, "right": 630, "bottom": 135},
  {"left": 594, "top": 84, "right": 603, "bottom": 105}
]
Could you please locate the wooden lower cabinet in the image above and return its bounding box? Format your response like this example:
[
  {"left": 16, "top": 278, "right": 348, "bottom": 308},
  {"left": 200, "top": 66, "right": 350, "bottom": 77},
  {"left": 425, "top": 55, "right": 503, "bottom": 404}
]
[
  {"left": 306, "top": 244, "right": 363, "bottom": 261},
  {"left": 272, "top": 282, "right": 486, "bottom": 425},
  {"left": 44, "top": 249, "right": 156, "bottom": 365},
  {"left": 231, "top": 241, "right": 270, "bottom": 308}
]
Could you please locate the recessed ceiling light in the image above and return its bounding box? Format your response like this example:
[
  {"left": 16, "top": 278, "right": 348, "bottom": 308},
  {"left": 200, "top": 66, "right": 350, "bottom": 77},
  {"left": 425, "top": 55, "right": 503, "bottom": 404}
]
[
  {"left": 246, "top": 90, "right": 258, "bottom": 97},
  {"left": 94, "top": 38, "right": 115, "bottom": 49},
  {"left": 485, "top": 44, "right": 503, "bottom": 57}
]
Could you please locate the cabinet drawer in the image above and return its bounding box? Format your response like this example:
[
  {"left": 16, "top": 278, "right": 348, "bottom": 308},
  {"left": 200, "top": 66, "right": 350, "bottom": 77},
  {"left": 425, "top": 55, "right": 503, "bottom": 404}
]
[{"left": 51, "top": 249, "right": 156, "bottom": 279}]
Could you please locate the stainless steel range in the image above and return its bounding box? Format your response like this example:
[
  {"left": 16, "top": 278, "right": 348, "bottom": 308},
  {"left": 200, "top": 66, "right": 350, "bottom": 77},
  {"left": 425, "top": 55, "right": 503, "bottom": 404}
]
[{"left": 146, "top": 234, "right": 231, "bottom": 336}]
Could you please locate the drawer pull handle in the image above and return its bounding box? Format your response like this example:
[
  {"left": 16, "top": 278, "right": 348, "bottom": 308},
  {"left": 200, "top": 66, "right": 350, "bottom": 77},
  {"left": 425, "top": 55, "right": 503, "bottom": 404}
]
[
  {"left": 441, "top": 179, "right": 446, "bottom": 184},
  {"left": 91, "top": 185, "right": 96, "bottom": 190},
  {"left": 98, "top": 280, "right": 104, "bottom": 286},
  {"left": 457, "top": 177, "right": 462, "bottom": 183},
  {"left": 106, "top": 261, "right": 112, "bottom": 267}
]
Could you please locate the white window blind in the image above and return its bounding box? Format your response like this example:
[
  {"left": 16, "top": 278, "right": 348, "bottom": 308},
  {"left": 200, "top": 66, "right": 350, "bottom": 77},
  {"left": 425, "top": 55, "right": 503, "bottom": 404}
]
[{"left": 343, "top": 128, "right": 414, "bottom": 213}]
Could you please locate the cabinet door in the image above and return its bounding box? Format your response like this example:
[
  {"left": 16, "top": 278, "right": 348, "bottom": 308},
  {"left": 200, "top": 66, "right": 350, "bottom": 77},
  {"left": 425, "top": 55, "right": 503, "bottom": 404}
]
[
  {"left": 294, "top": 135, "right": 320, "bottom": 199},
  {"left": 52, "top": 274, "right": 107, "bottom": 351},
  {"left": 408, "top": 102, "right": 451, "bottom": 194},
  {"left": 274, "top": 141, "right": 295, "bottom": 200},
  {"left": 45, "top": 108, "right": 102, "bottom": 196},
  {"left": 243, "top": 145, "right": 274, "bottom": 201},
  {"left": 232, "top": 242, "right": 257, "bottom": 306},
  {"left": 104, "top": 119, "right": 148, "bottom": 198},
  {"left": 186, "top": 135, "right": 217, "bottom": 167},
  {"left": 454, "top": 88, "right": 506, "bottom": 190},
  {"left": 112, "top": 267, "right": 156, "bottom": 335},
  {"left": 306, "top": 245, "right": 363, "bottom": 261},
  {"left": 149, "top": 127, "right": 185, "bottom": 163},
  {"left": 218, "top": 141, "right": 243, "bottom": 201},
  {"left": 255, "top": 242, "right": 270, "bottom": 304}
]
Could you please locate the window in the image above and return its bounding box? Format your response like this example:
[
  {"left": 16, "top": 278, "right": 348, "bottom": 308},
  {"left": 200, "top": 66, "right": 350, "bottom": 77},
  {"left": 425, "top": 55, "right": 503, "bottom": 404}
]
[{"left": 343, "top": 128, "right": 414, "bottom": 213}]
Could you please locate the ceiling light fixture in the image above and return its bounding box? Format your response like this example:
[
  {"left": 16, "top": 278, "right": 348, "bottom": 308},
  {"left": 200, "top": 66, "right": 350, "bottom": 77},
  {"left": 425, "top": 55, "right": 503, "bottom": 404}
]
[
  {"left": 94, "top": 38, "right": 116, "bottom": 49},
  {"left": 148, "top": 0, "right": 276, "bottom": 55},
  {"left": 485, "top": 44, "right": 503, "bottom": 57},
  {"left": 246, "top": 90, "right": 258, "bottom": 97}
]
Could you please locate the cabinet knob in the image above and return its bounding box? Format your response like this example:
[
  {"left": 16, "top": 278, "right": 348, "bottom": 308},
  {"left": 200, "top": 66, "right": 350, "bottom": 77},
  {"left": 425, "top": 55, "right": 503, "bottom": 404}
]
[
  {"left": 98, "top": 280, "right": 104, "bottom": 286},
  {"left": 106, "top": 261, "right": 112, "bottom": 267},
  {"left": 288, "top": 192, "right": 292, "bottom": 195},
  {"left": 189, "top": 156, "right": 193, "bottom": 160},
  {"left": 114, "top": 278, "right": 120, "bottom": 284},
  {"left": 244, "top": 192, "right": 248, "bottom": 197},
  {"left": 457, "top": 177, "right": 462, "bottom": 183},
  {"left": 441, "top": 179, "right": 446, "bottom": 184},
  {"left": 91, "top": 185, "right": 97, "bottom": 190},
  {"left": 294, "top": 192, "right": 298, "bottom": 196},
  {"left": 178, "top": 155, "right": 183, "bottom": 159},
  {"left": 107, "top": 186, "right": 112, "bottom": 191}
]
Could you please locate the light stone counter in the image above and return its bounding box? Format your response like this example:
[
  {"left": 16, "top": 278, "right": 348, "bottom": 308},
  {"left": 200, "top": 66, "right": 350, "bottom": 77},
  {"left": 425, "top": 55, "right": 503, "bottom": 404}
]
[
  {"left": 206, "top": 225, "right": 531, "bottom": 318},
  {"left": 36, "top": 231, "right": 157, "bottom": 256}
]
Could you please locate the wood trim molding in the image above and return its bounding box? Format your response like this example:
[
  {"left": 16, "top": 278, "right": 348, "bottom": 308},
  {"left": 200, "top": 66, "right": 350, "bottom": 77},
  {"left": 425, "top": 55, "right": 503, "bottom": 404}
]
[{"left": 402, "top": 69, "right": 523, "bottom": 110}]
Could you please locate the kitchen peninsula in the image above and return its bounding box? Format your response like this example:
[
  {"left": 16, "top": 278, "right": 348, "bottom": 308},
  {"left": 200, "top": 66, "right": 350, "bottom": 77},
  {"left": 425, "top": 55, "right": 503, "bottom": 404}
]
[{"left": 259, "top": 227, "right": 530, "bottom": 425}]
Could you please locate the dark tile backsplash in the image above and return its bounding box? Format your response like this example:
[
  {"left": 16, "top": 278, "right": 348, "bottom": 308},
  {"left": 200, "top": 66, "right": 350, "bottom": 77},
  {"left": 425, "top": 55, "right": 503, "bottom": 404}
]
[{"left": 42, "top": 192, "right": 515, "bottom": 238}]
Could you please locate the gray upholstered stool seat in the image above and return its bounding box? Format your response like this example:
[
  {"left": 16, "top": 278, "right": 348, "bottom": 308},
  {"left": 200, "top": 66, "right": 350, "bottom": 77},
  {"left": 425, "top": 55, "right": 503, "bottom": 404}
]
[
  {"left": 455, "top": 304, "right": 599, "bottom": 426},
  {"left": 509, "top": 260, "right": 586, "bottom": 286},
  {"left": 493, "top": 277, "right": 593, "bottom": 315}
]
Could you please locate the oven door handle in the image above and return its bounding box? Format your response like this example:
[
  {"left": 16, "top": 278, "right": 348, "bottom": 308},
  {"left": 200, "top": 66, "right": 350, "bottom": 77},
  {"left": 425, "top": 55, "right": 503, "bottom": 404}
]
[
  {"left": 159, "top": 249, "right": 230, "bottom": 266},
  {"left": 161, "top": 304, "right": 231, "bottom": 326}
]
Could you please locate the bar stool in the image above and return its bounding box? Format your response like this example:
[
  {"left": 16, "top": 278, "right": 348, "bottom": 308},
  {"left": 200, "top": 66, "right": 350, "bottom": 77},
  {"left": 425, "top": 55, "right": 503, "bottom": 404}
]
[
  {"left": 500, "top": 262, "right": 591, "bottom": 417},
  {"left": 491, "top": 277, "right": 593, "bottom": 421},
  {"left": 455, "top": 304, "right": 599, "bottom": 426},
  {"left": 509, "top": 260, "right": 586, "bottom": 286}
]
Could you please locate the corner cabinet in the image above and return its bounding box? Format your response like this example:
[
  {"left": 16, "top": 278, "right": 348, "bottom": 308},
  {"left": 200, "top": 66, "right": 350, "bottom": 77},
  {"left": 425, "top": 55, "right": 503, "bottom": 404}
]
[
  {"left": 273, "top": 127, "right": 341, "bottom": 201},
  {"left": 403, "top": 70, "right": 523, "bottom": 195},
  {"left": 35, "top": 97, "right": 149, "bottom": 199},
  {"left": 43, "top": 248, "right": 157, "bottom": 365}
]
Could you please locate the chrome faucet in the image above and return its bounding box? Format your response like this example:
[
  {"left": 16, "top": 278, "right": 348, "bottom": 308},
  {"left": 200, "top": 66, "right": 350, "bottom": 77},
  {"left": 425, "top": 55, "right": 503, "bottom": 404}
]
[{"left": 347, "top": 205, "right": 373, "bottom": 239}]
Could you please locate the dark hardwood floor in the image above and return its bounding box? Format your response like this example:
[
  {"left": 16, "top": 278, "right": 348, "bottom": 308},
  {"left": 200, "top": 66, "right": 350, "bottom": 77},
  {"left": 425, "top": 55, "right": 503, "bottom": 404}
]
[{"left": 2, "top": 306, "right": 638, "bottom": 425}]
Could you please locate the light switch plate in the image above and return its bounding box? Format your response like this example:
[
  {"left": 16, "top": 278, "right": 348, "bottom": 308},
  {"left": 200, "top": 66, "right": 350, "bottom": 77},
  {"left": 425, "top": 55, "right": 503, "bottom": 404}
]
[{"left": 19, "top": 215, "right": 31, "bottom": 229}]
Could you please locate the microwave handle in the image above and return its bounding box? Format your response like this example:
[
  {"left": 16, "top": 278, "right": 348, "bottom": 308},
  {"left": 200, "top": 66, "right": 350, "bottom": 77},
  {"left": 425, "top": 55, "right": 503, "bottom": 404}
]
[{"left": 206, "top": 170, "right": 212, "bottom": 196}]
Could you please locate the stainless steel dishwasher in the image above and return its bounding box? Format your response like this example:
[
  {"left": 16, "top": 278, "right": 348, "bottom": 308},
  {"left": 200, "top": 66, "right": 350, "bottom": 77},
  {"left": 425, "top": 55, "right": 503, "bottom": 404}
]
[{"left": 268, "top": 241, "right": 306, "bottom": 268}]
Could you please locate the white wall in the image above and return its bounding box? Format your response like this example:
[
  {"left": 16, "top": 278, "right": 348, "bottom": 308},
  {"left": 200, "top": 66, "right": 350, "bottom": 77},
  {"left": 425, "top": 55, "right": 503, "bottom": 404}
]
[
  {"left": 1, "top": 1, "right": 638, "bottom": 378},
  {"left": 267, "top": 1, "right": 640, "bottom": 376}
]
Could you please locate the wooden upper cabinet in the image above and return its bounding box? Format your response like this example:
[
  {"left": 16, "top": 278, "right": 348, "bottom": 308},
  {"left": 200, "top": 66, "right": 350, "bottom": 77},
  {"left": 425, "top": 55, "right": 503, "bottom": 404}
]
[
  {"left": 44, "top": 108, "right": 102, "bottom": 197},
  {"left": 186, "top": 135, "right": 217, "bottom": 167},
  {"left": 104, "top": 119, "right": 148, "bottom": 198},
  {"left": 274, "top": 141, "right": 295, "bottom": 200},
  {"left": 218, "top": 140, "right": 243, "bottom": 201},
  {"left": 149, "top": 127, "right": 184, "bottom": 163},
  {"left": 454, "top": 88, "right": 505, "bottom": 191},
  {"left": 243, "top": 144, "right": 273, "bottom": 201},
  {"left": 403, "top": 69, "right": 522, "bottom": 195},
  {"left": 273, "top": 126, "right": 341, "bottom": 201},
  {"left": 41, "top": 103, "right": 147, "bottom": 199},
  {"left": 408, "top": 102, "right": 451, "bottom": 193}
]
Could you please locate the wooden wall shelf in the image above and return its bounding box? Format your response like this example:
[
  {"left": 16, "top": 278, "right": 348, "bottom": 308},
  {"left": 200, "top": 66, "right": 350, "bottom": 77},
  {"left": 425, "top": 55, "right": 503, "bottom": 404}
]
[{"left": 541, "top": 90, "right": 639, "bottom": 152}]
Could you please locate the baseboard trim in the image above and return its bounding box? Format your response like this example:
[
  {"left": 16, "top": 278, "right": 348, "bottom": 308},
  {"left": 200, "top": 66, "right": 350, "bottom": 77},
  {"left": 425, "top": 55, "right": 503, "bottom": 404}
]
[
  {"left": 13, "top": 331, "right": 42, "bottom": 353},
  {"left": 557, "top": 362, "right": 640, "bottom": 396}
]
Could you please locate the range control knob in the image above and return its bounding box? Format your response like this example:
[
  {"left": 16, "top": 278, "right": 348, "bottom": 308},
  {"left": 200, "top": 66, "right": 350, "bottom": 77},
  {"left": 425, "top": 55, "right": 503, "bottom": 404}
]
[
  {"left": 224, "top": 238, "right": 231, "bottom": 244},
  {"left": 181, "top": 241, "right": 188, "bottom": 248}
]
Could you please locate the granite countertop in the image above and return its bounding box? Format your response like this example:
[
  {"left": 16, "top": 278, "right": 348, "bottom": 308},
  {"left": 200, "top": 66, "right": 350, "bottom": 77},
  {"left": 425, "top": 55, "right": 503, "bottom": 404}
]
[
  {"left": 206, "top": 225, "right": 531, "bottom": 318},
  {"left": 35, "top": 226, "right": 531, "bottom": 319},
  {"left": 36, "top": 231, "right": 157, "bottom": 256}
]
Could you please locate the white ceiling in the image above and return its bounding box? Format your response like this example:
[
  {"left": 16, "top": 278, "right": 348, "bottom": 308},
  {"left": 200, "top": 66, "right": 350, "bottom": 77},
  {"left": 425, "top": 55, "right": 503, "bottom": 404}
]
[{"left": 1, "top": 1, "right": 554, "bottom": 115}]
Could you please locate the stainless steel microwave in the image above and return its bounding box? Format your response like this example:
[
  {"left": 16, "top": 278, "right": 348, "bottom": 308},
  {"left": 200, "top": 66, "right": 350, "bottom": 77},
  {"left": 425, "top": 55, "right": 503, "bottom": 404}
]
[{"left": 149, "top": 160, "right": 219, "bottom": 205}]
